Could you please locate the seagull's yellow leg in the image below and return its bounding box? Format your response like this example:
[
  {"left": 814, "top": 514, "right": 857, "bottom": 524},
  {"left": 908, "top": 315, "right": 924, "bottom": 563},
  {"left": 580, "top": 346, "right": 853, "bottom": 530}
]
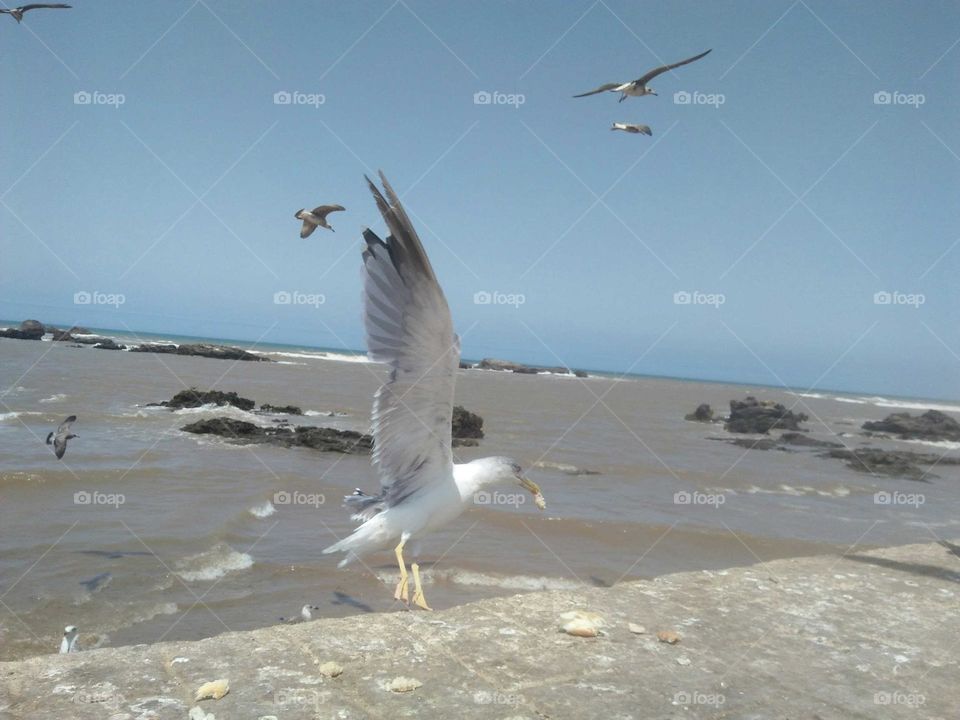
[
  {"left": 411, "top": 563, "right": 432, "bottom": 611},
  {"left": 393, "top": 539, "right": 409, "bottom": 604}
]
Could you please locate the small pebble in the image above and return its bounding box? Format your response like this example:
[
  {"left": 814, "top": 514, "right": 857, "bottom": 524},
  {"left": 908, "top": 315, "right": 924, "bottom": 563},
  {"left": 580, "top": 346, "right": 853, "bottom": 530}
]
[
  {"left": 194, "top": 678, "right": 230, "bottom": 701},
  {"left": 657, "top": 630, "right": 680, "bottom": 644},
  {"left": 628, "top": 623, "right": 646, "bottom": 634},
  {"left": 561, "top": 618, "right": 600, "bottom": 637},
  {"left": 319, "top": 661, "right": 343, "bottom": 678},
  {"left": 387, "top": 676, "right": 422, "bottom": 693},
  {"left": 676, "top": 656, "right": 691, "bottom": 666},
  {"left": 189, "top": 707, "right": 215, "bottom": 720}
]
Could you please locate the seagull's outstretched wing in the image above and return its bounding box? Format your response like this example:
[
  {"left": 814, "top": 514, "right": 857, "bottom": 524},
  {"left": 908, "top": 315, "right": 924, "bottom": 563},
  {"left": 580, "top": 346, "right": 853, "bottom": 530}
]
[
  {"left": 53, "top": 414, "right": 76, "bottom": 459},
  {"left": 19, "top": 4, "right": 73, "bottom": 10},
  {"left": 635, "top": 49, "right": 712, "bottom": 86},
  {"left": 312, "top": 204, "right": 345, "bottom": 218},
  {"left": 573, "top": 82, "right": 621, "bottom": 98},
  {"left": 362, "top": 172, "right": 459, "bottom": 508}
]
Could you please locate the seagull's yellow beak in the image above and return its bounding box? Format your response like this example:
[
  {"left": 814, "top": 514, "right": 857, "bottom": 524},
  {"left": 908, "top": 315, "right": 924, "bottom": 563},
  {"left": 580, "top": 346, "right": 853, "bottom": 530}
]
[{"left": 518, "top": 476, "right": 546, "bottom": 510}]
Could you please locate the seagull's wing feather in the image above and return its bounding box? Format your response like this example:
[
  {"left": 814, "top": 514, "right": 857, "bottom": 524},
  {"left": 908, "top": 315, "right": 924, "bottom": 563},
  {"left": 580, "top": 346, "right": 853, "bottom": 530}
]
[
  {"left": 19, "top": 4, "right": 73, "bottom": 11},
  {"left": 53, "top": 414, "right": 75, "bottom": 459},
  {"left": 362, "top": 172, "right": 458, "bottom": 507},
  {"left": 635, "top": 49, "right": 712, "bottom": 86},
  {"left": 300, "top": 220, "right": 317, "bottom": 238},
  {"left": 57, "top": 415, "right": 76, "bottom": 435},
  {"left": 312, "top": 204, "right": 345, "bottom": 217},
  {"left": 573, "top": 82, "right": 621, "bottom": 98}
]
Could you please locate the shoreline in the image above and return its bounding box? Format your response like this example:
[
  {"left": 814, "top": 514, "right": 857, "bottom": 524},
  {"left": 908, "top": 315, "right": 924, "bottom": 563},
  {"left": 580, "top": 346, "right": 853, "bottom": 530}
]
[{"left": 3, "top": 539, "right": 957, "bottom": 718}]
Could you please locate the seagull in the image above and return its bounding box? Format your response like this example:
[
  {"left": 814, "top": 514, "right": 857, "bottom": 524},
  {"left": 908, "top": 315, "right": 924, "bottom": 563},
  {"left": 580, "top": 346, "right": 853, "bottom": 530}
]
[
  {"left": 279, "top": 604, "right": 319, "bottom": 623},
  {"left": 611, "top": 122, "right": 652, "bottom": 136},
  {"left": 59, "top": 625, "right": 79, "bottom": 653},
  {"left": 573, "top": 49, "right": 712, "bottom": 102},
  {"left": 322, "top": 172, "right": 546, "bottom": 611},
  {"left": 46, "top": 415, "right": 77, "bottom": 459},
  {"left": 0, "top": 4, "right": 72, "bottom": 23},
  {"left": 294, "top": 205, "right": 346, "bottom": 237}
]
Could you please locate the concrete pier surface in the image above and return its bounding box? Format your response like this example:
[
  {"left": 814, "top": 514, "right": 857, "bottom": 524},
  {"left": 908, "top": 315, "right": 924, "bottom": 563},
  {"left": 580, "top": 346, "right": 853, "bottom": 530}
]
[{"left": 2, "top": 540, "right": 958, "bottom": 719}]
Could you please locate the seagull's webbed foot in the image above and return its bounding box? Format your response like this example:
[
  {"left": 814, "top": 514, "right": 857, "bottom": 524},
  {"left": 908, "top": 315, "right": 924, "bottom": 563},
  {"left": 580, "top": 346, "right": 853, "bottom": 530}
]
[
  {"left": 393, "top": 539, "right": 410, "bottom": 604},
  {"left": 411, "top": 563, "right": 432, "bottom": 611}
]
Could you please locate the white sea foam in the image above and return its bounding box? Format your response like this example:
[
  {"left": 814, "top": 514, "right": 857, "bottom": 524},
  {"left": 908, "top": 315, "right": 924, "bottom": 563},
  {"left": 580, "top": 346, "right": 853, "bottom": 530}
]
[
  {"left": 39, "top": 393, "right": 67, "bottom": 403},
  {"left": 902, "top": 439, "right": 960, "bottom": 452},
  {"left": 249, "top": 501, "right": 277, "bottom": 518},
  {"left": 176, "top": 543, "right": 254, "bottom": 582},
  {"left": 835, "top": 397, "right": 867, "bottom": 405},
  {"left": 173, "top": 403, "right": 265, "bottom": 424},
  {"left": 0, "top": 411, "right": 41, "bottom": 421},
  {"left": 304, "top": 409, "right": 348, "bottom": 417},
  {"left": 440, "top": 569, "right": 582, "bottom": 591},
  {"left": 861, "top": 397, "right": 960, "bottom": 413},
  {"left": 255, "top": 350, "right": 373, "bottom": 364}
]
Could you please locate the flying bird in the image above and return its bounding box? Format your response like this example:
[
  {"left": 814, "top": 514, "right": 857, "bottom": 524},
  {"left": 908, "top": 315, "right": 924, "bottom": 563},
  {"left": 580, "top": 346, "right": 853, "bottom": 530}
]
[
  {"left": 611, "top": 122, "right": 652, "bottom": 136},
  {"left": 59, "top": 625, "right": 79, "bottom": 653},
  {"left": 46, "top": 415, "right": 77, "bottom": 459},
  {"left": 322, "top": 172, "right": 546, "bottom": 610},
  {"left": 0, "top": 4, "right": 72, "bottom": 23},
  {"left": 294, "top": 205, "right": 345, "bottom": 237},
  {"left": 574, "top": 49, "right": 712, "bottom": 102}
]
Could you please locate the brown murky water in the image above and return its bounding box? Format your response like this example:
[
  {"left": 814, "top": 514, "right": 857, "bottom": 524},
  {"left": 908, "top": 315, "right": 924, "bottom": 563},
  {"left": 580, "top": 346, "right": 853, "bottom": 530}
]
[{"left": 2, "top": 333, "right": 958, "bottom": 660}]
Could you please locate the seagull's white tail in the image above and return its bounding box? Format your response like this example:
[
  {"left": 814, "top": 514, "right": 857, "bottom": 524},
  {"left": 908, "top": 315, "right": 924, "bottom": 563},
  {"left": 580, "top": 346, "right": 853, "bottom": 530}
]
[{"left": 323, "top": 522, "right": 379, "bottom": 567}]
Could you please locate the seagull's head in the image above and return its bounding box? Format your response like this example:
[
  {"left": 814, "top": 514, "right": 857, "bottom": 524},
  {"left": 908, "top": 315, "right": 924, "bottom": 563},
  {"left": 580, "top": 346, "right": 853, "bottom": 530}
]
[
  {"left": 475, "top": 457, "right": 546, "bottom": 510},
  {"left": 647, "top": 87, "right": 657, "bottom": 96},
  {"left": 63, "top": 625, "right": 78, "bottom": 637},
  {"left": 294, "top": 209, "right": 305, "bottom": 219}
]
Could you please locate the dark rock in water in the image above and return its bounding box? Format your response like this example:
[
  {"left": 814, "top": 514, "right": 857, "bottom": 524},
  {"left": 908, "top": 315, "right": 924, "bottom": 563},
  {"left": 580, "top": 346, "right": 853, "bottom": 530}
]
[
  {"left": 458, "top": 361, "right": 474, "bottom": 369},
  {"left": 93, "top": 339, "right": 126, "bottom": 351},
  {"left": 862, "top": 410, "right": 960, "bottom": 442},
  {"left": 477, "top": 357, "right": 574, "bottom": 376},
  {"left": 780, "top": 432, "right": 843, "bottom": 449},
  {"left": 573, "top": 370, "right": 588, "bottom": 378},
  {"left": 717, "top": 437, "right": 785, "bottom": 451},
  {"left": 131, "top": 343, "right": 269, "bottom": 362},
  {"left": 0, "top": 319, "right": 45, "bottom": 340},
  {"left": 181, "top": 417, "right": 372, "bottom": 454},
  {"left": 162, "top": 388, "right": 256, "bottom": 411},
  {"left": 71, "top": 335, "right": 113, "bottom": 346},
  {"left": 452, "top": 405, "right": 483, "bottom": 440},
  {"left": 822, "top": 447, "right": 946, "bottom": 481},
  {"left": 725, "top": 396, "right": 808, "bottom": 434},
  {"left": 129, "top": 343, "right": 178, "bottom": 354},
  {"left": 685, "top": 403, "right": 714, "bottom": 422},
  {"left": 259, "top": 404, "right": 303, "bottom": 415}
]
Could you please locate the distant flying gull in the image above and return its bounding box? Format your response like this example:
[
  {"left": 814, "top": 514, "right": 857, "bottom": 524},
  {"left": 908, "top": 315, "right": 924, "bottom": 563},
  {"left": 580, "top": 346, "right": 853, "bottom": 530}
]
[
  {"left": 574, "top": 49, "right": 712, "bottom": 102},
  {"left": 46, "top": 415, "right": 77, "bottom": 459},
  {"left": 611, "top": 122, "right": 652, "bottom": 136},
  {"left": 59, "top": 625, "right": 78, "bottom": 653},
  {"left": 294, "top": 205, "right": 346, "bottom": 237},
  {"left": 322, "top": 172, "right": 546, "bottom": 610},
  {"left": 0, "top": 4, "right": 72, "bottom": 23}
]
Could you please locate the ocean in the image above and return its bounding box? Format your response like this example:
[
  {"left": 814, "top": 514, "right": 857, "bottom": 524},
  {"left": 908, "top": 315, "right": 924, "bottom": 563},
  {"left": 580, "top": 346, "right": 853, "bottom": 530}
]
[{"left": 1, "top": 329, "right": 958, "bottom": 661}]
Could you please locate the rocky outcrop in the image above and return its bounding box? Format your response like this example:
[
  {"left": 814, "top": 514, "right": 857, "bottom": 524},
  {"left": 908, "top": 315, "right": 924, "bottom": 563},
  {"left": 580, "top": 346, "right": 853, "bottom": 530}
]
[
  {"left": 71, "top": 335, "right": 114, "bottom": 345},
  {"left": 684, "top": 403, "right": 714, "bottom": 422},
  {"left": 862, "top": 410, "right": 960, "bottom": 442},
  {"left": 156, "top": 389, "right": 256, "bottom": 411},
  {"left": 823, "top": 447, "right": 960, "bottom": 481},
  {"left": 452, "top": 406, "right": 483, "bottom": 439},
  {"left": 93, "top": 339, "right": 126, "bottom": 351},
  {"left": 725, "top": 397, "right": 808, "bottom": 434},
  {"left": 477, "top": 358, "right": 580, "bottom": 376},
  {"left": 259, "top": 404, "right": 304, "bottom": 415},
  {"left": 130, "top": 343, "right": 269, "bottom": 362},
  {"left": 181, "top": 417, "right": 372, "bottom": 454},
  {"left": 0, "top": 319, "right": 45, "bottom": 340}
]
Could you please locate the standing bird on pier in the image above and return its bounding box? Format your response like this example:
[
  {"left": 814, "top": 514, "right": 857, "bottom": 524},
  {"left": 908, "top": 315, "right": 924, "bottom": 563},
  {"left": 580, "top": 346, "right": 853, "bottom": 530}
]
[
  {"left": 0, "top": 4, "right": 72, "bottom": 23},
  {"left": 322, "top": 172, "right": 546, "bottom": 610},
  {"left": 574, "top": 49, "right": 712, "bottom": 102}
]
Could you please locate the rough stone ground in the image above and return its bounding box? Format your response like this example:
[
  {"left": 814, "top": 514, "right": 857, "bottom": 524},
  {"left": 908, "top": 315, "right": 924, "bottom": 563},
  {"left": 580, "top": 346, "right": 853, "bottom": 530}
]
[{"left": 2, "top": 541, "right": 958, "bottom": 719}]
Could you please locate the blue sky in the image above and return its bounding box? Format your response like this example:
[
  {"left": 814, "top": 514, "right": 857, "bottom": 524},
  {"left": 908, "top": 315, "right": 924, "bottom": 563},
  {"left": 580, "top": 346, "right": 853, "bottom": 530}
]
[{"left": 1, "top": 0, "right": 958, "bottom": 399}]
